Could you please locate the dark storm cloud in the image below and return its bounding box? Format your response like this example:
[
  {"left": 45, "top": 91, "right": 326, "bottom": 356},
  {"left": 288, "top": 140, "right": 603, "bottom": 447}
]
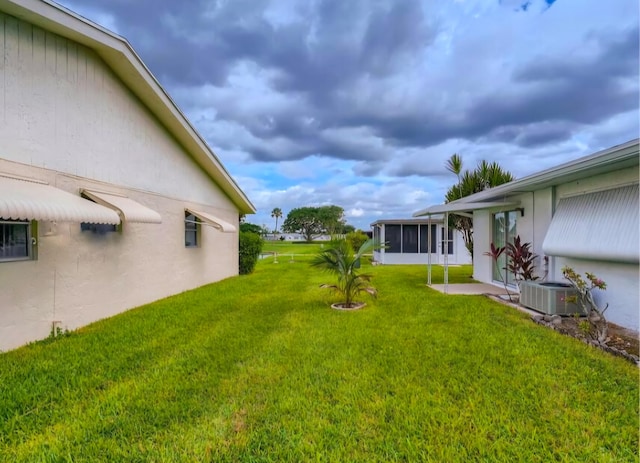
[
  {"left": 353, "top": 25, "right": 639, "bottom": 150},
  {"left": 62, "top": 0, "right": 638, "bottom": 167}
]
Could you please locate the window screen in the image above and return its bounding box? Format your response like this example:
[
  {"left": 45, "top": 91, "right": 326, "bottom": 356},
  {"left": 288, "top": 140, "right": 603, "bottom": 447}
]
[
  {"left": 403, "top": 225, "right": 418, "bottom": 253},
  {"left": 385, "top": 225, "right": 402, "bottom": 253}
]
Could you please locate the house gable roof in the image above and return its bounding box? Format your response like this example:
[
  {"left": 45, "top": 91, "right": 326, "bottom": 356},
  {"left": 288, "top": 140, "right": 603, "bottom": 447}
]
[{"left": 0, "top": 0, "right": 256, "bottom": 214}]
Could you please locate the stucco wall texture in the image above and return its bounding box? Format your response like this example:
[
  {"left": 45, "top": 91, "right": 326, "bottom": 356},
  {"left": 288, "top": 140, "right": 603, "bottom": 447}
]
[{"left": 0, "top": 13, "right": 240, "bottom": 350}]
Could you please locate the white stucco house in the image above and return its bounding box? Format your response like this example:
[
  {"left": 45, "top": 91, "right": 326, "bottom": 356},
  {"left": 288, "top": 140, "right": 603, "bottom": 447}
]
[
  {"left": 0, "top": 0, "right": 256, "bottom": 350},
  {"left": 371, "top": 217, "right": 472, "bottom": 265},
  {"left": 414, "top": 139, "right": 639, "bottom": 332}
]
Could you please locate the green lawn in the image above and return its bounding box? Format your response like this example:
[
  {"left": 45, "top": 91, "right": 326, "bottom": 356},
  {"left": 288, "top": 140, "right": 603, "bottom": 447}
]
[
  {"left": 0, "top": 260, "right": 638, "bottom": 462},
  {"left": 261, "top": 240, "right": 327, "bottom": 256}
]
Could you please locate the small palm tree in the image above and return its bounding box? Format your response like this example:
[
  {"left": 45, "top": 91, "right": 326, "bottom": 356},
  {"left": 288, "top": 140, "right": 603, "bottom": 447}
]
[
  {"left": 311, "top": 238, "right": 377, "bottom": 309},
  {"left": 271, "top": 207, "right": 282, "bottom": 234}
]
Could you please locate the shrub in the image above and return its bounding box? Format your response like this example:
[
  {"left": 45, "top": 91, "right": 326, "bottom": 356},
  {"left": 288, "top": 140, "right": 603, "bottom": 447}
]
[
  {"left": 562, "top": 266, "right": 609, "bottom": 343},
  {"left": 345, "top": 230, "right": 368, "bottom": 251},
  {"left": 239, "top": 231, "right": 263, "bottom": 275}
]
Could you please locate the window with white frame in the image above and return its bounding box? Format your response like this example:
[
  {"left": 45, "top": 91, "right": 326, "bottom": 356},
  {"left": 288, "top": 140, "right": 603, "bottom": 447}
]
[
  {"left": 0, "top": 220, "right": 34, "bottom": 262},
  {"left": 185, "top": 212, "right": 199, "bottom": 247}
]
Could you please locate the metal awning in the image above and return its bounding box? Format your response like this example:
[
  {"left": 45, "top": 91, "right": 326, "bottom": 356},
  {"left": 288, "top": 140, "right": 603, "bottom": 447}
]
[
  {"left": 542, "top": 185, "right": 639, "bottom": 264},
  {"left": 0, "top": 175, "right": 120, "bottom": 224},
  {"left": 82, "top": 189, "right": 162, "bottom": 224},
  {"left": 186, "top": 209, "right": 236, "bottom": 233},
  {"left": 413, "top": 201, "right": 520, "bottom": 217}
]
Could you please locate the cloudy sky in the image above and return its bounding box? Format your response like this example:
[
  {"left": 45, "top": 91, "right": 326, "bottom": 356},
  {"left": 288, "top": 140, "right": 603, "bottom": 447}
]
[{"left": 56, "top": 0, "right": 638, "bottom": 230}]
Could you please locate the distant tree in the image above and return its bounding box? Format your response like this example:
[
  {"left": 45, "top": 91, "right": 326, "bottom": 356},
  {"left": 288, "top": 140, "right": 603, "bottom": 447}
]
[
  {"left": 271, "top": 207, "right": 283, "bottom": 233},
  {"left": 341, "top": 224, "right": 356, "bottom": 234},
  {"left": 282, "top": 205, "right": 346, "bottom": 242},
  {"left": 444, "top": 157, "right": 514, "bottom": 259},
  {"left": 240, "top": 222, "right": 263, "bottom": 235},
  {"left": 317, "top": 205, "right": 346, "bottom": 236}
]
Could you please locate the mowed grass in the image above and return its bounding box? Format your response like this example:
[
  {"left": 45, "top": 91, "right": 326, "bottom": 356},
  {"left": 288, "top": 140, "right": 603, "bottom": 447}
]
[
  {"left": 261, "top": 240, "right": 326, "bottom": 255},
  {"left": 0, "top": 258, "right": 638, "bottom": 462}
]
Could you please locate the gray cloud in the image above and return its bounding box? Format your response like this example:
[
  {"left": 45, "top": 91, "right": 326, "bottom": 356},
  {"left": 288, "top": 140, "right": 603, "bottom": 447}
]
[{"left": 57, "top": 0, "right": 639, "bottom": 230}]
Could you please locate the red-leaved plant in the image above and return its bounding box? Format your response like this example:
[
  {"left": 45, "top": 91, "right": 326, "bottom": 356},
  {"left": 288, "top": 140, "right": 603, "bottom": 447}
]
[{"left": 506, "top": 235, "right": 538, "bottom": 284}]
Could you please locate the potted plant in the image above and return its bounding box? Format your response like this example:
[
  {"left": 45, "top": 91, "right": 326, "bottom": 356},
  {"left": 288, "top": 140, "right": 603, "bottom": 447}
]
[{"left": 311, "top": 238, "right": 377, "bottom": 310}]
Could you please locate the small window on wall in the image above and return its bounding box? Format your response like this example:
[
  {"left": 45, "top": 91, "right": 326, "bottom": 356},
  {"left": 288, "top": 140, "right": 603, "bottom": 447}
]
[
  {"left": 80, "top": 223, "right": 118, "bottom": 234},
  {"left": 0, "top": 220, "right": 35, "bottom": 262},
  {"left": 80, "top": 196, "right": 118, "bottom": 234},
  {"left": 441, "top": 227, "right": 454, "bottom": 255},
  {"left": 185, "top": 212, "right": 199, "bottom": 247}
]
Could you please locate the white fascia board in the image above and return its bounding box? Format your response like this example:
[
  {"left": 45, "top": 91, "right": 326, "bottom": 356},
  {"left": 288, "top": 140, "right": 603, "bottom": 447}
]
[
  {"left": 457, "top": 139, "right": 640, "bottom": 204},
  {"left": 413, "top": 201, "right": 520, "bottom": 217}
]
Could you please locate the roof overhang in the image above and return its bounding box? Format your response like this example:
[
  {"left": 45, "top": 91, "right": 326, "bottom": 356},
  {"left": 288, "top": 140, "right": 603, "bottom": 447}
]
[
  {"left": 413, "top": 201, "right": 521, "bottom": 217},
  {"left": 370, "top": 216, "right": 445, "bottom": 227},
  {"left": 452, "top": 139, "right": 639, "bottom": 203},
  {"left": 0, "top": 174, "right": 120, "bottom": 224},
  {"left": 0, "top": 0, "right": 256, "bottom": 215}
]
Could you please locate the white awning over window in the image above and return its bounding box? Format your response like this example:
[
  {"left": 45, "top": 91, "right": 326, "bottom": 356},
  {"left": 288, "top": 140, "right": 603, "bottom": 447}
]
[
  {"left": 186, "top": 209, "right": 236, "bottom": 233},
  {"left": 542, "top": 184, "right": 639, "bottom": 264},
  {"left": 82, "top": 189, "right": 162, "bottom": 224},
  {"left": 0, "top": 175, "right": 120, "bottom": 224}
]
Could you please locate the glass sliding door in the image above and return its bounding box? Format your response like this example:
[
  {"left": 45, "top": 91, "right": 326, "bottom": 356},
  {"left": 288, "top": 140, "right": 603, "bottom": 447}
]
[{"left": 492, "top": 211, "right": 517, "bottom": 285}]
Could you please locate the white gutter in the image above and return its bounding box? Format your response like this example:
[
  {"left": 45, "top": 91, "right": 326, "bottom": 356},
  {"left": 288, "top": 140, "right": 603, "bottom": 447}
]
[
  {"left": 453, "top": 139, "right": 639, "bottom": 204},
  {"left": 413, "top": 201, "right": 520, "bottom": 217}
]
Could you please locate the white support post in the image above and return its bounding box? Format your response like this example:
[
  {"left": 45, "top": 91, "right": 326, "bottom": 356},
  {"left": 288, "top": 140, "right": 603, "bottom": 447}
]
[
  {"left": 444, "top": 212, "right": 449, "bottom": 294},
  {"left": 427, "top": 215, "right": 432, "bottom": 285}
]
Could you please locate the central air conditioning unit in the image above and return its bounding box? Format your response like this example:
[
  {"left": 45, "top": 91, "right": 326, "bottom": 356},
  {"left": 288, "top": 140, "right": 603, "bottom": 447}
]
[{"left": 519, "top": 281, "right": 581, "bottom": 316}]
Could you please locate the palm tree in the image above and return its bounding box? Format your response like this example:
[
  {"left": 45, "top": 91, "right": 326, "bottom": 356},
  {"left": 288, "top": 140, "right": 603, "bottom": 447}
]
[
  {"left": 271, "top": 207, "right": 282, "bottom": 234},
  {"left": 445, "top": 153, "right": 463, "bottom": 199},
  {"left": 311, "top": 238, "right": 377, "bottom": 309},
  {"left": 444, "top": 157, "right": 514, "bottom": 260}
]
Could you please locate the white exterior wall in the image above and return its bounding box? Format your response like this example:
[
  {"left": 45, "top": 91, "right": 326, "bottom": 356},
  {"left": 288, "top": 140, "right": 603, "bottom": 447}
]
[
  {"left": 549, "top": 168, "right": 640, "bottom": 331},
  {"left": 0, "top": 13, "right": 241, "bottom": 350},
  {"left": 472, "top": 166, "right": 638, "bottom": 331},
  {"left": 472, "top": 211, "right": 492, "bottom": 282},
  {"left": 474, "top": 190, "right": 554, "bottom": 284},
  {"left": 550, "top": 258, "right": 638, "bottom": 331},
  {"left": 0, "top": 13, "right": 230, "bottom": 208}
]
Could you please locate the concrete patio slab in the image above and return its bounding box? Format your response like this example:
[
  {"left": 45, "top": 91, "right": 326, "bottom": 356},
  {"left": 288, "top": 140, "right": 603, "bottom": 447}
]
[{"left": 428, "top": 283, "right": 510, "bottom": 295}]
